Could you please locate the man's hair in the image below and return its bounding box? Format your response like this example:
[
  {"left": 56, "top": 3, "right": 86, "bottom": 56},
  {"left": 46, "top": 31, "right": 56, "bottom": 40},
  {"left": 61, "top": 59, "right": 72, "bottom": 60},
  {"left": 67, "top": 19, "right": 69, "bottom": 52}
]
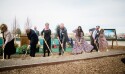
[{"left": 96, "top": 26, "right": 100, "bottom": 28}]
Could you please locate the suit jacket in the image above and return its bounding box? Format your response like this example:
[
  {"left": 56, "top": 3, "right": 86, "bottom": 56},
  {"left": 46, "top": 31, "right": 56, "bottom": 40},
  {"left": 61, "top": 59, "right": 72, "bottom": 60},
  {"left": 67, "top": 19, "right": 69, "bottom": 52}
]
[
  {"left": 34, "top": 30, "right": 39, "bottom": 36},
  {"left": 57, "top": 27, "right": 69, "bottom": 43},
  {"left": 27, "top": 29, "right": 38, "bottom": 45}
]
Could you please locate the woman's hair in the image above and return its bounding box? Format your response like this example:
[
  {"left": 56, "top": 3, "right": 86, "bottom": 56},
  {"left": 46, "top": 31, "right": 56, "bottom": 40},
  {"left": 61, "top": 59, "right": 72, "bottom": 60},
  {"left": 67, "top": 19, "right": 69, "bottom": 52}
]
[
  {"left": 99, "top": 29, "right": 104, "bottom": 34},
  {"left": 0, "top": 24, "right": 8, "bottom": 32},
  {"left": 77, "top": 26, "right": 84, "bottom": 37}
]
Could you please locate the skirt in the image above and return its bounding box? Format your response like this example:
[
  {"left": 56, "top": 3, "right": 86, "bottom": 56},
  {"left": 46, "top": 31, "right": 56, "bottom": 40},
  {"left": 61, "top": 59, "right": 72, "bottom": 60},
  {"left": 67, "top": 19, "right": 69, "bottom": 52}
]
[{"left": 4, "top": 39, "right": 16, "bottom": 55}]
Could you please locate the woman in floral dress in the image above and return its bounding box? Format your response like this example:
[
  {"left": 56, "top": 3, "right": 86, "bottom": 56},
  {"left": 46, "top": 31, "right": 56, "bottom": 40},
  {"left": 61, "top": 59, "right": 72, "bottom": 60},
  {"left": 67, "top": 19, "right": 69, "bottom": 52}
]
[
  {"left": 72, "top": 26, "right": 93, "bottom": 54},
  {"left": 98, "top": 29, "right": 108, "bottom": 51}
]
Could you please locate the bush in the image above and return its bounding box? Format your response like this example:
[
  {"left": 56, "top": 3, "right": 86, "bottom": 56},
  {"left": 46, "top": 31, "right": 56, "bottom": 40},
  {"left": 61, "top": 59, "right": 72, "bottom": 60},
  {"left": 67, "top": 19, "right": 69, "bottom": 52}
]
[
  {"left": 17, "top": 44, "right": 30, "bottom": 54},
  {"left": 17, "top": 44, "right": 40, "bottom": 54}
]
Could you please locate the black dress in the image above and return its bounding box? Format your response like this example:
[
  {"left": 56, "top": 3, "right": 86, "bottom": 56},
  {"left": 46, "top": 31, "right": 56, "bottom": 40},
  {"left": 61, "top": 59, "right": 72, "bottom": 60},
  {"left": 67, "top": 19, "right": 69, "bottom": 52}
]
[
  {"left": 41, "top": 29, "right": 51, "bottom": 57},
  {"left": 2, "top": 32, "right": 16, "bottom": 59}
]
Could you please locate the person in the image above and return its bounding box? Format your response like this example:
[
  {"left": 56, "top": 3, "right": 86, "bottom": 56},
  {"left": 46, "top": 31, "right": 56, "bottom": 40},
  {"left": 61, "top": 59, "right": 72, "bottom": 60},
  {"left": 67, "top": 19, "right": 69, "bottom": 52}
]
[
  {"left": 72, "top": 26, "right": 93, "bottom": 54},
  {"left": 98, "top": 29, "right": 108, "bottom": 51},
  {"left": 34, "top": 26, "right": 39, "bottom": 36},
  {"left": 89, "top": 28, "right": 95, "bottom": 45},
  {"left": 56, "top": 23, "right": 69, "bottom": 55},
  {"left": 0, "top": 24, "right": 16, "bottom": 59},
  {"left": 41, "top": 23, "right": 51, "bottom": 57},
  {"left": 26, "top": 28, "right": 38, "bottom": 57},
  {"left": 92, "top": 26, "right": 100, "bottom": 52}
]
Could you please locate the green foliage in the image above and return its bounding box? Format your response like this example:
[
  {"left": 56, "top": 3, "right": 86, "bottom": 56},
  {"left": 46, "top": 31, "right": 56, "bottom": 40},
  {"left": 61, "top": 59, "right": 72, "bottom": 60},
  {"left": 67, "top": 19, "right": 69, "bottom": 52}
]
[
  {"left": 16, "top": 44, "right": 40, "bottom": 54},
  {"left": 17, "top": 44, "right": 30, "bottom": 54}
]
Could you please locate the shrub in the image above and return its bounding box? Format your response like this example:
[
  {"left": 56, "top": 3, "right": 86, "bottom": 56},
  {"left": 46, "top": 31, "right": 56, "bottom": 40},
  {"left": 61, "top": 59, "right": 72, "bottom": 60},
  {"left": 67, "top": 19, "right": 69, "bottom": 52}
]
[{"left": 17, "top": 44, "right": 30, "bottom": 54}]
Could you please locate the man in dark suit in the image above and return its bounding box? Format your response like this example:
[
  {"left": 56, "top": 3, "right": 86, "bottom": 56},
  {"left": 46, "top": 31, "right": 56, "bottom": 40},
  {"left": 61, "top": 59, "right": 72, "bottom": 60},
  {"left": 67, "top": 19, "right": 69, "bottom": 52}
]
[
  {"left": 26, "top": 29, "right": 38, "bottom": 57},
  {"left": 92, "top": 26, "right": 100, "bottom": 52},
  {"left": 56, "top": 23, "right": 69, "bottom": 55}
]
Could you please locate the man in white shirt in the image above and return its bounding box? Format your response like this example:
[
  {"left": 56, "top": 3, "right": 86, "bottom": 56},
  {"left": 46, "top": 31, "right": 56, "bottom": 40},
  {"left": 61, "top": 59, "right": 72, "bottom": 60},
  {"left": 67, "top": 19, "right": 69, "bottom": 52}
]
[
  {"left": 92, "top": 26, "right": 100, "bottom": 52},
  {"left": 56, "top": 23, "right": 69, "bottom": 55}
]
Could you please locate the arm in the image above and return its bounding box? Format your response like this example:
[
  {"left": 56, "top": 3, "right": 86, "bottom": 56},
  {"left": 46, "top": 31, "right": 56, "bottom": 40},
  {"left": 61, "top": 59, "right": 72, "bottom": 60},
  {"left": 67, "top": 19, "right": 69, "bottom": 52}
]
[
  {"left": 3, "top": 32, "right": 11, "bottom": 47},
  {"left": 81, "top": 32, "right": 84, "bottom": 37},
  {"left": 50, "top": 30, "right": 51, "bottom": 36},
  {"left": 41, "top": 29, "right": 44, "bottom": 38},
  {"left": 62, "top": 29, "right": 69, "bottom": 43},
  {"left": 72, "top": 29, "right": 77, "bottom": 33},
  {"left": 41, "top": 29, "right": 44, "bottom": 36}
]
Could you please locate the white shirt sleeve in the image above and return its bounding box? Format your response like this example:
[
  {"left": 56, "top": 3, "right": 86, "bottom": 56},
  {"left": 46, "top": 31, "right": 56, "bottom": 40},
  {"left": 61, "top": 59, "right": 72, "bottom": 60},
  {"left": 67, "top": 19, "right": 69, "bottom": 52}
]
[
  {"left": 92, "top": 30, "right": 97, "bottom": 40},
  {"left": 4, "top": 31, "right": 13, "bottom": 46}
]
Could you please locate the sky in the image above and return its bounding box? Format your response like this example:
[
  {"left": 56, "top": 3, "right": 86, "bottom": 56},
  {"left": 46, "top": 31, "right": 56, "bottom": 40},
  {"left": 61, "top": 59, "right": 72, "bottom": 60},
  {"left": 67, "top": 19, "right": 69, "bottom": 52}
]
[{"left": 0, "top": 0, "right": 125, "bottom": 34}]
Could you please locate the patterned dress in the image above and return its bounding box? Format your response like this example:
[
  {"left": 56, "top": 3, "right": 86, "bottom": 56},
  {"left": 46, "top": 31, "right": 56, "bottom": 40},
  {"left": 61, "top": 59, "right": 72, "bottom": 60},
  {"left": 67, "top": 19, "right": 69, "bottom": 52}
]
[
  {"left": 80, "top": 38, "right": 93, "bottom": 52},
  {"left": 98, "top": 34, "right": 108, "bottom": 51},
  {"left": 72, "top": 41, "right": 83, "bottom": 54},
  {"left": 72, "top": 29, "right": 93, "bottom": 54}
]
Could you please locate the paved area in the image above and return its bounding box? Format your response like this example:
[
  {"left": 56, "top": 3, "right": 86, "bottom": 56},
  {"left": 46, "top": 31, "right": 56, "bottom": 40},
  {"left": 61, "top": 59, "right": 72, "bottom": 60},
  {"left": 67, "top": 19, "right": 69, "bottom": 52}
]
[{"left": 0, "top": 49, "right": 125, "bottom": 71}]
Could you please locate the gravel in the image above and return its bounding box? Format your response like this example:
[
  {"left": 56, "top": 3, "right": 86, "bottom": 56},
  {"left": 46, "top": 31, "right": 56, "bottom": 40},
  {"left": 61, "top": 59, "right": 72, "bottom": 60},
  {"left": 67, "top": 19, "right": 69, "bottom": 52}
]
[{"left": 0, "top": 55, "right": 125, "bottom": 74}]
